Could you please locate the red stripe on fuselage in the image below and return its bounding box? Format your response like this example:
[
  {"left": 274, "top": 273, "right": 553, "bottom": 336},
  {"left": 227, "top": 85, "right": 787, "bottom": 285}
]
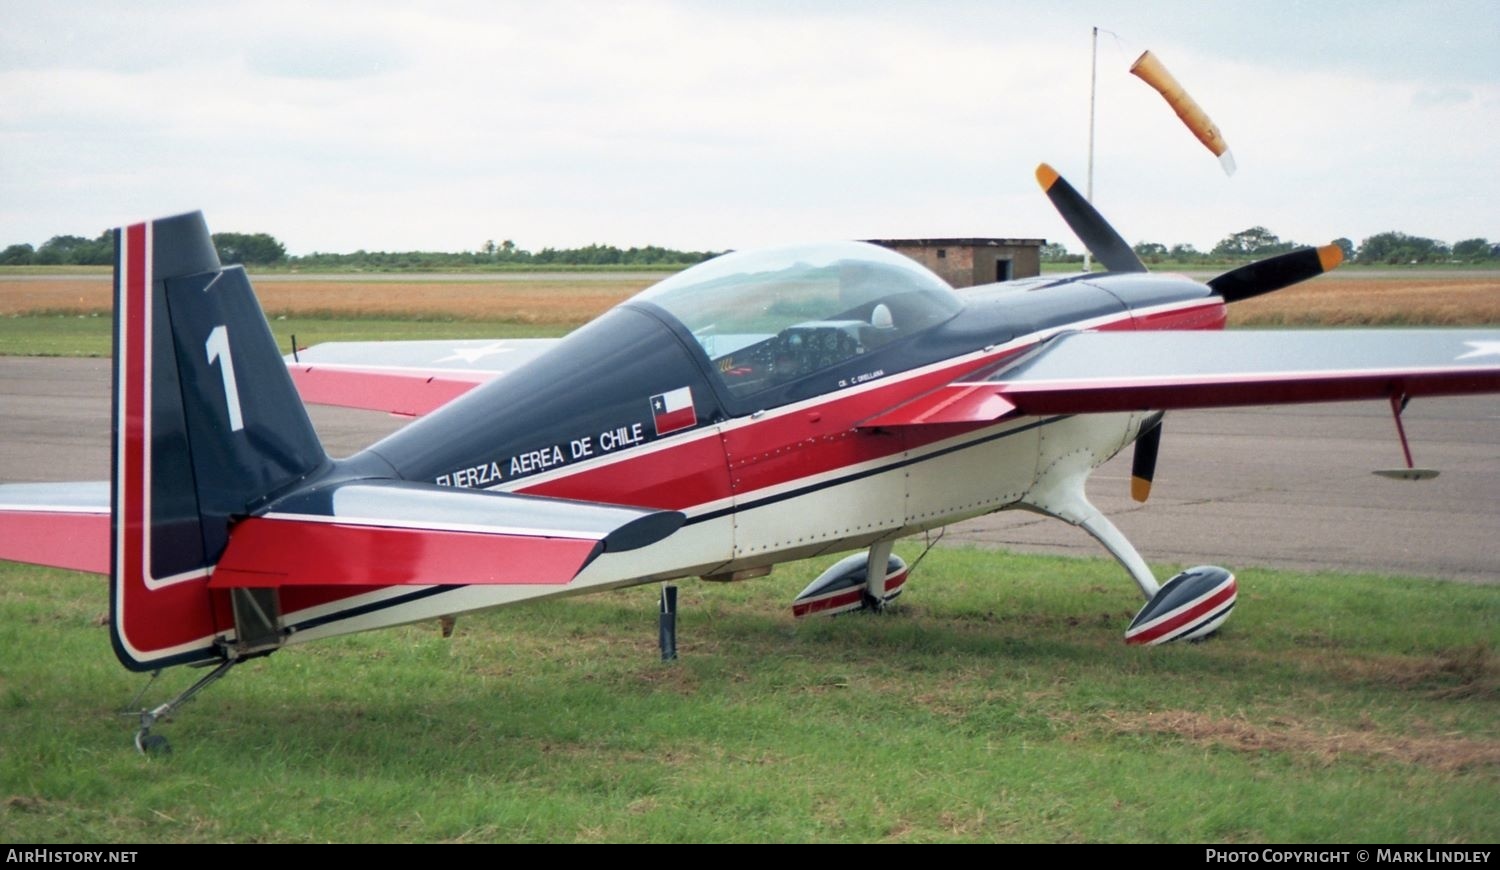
[{"left": 516, "top": 300, "right": 1227, "bottom": 510}]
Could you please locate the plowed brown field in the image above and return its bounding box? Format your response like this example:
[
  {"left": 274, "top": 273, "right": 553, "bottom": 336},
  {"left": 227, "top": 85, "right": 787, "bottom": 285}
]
[
  {"left": 3, "top": 273, "right": 1496, "bottom": 326},
  {"left": 1227, "top": 275, "right": 1500, "bottom": 326}
]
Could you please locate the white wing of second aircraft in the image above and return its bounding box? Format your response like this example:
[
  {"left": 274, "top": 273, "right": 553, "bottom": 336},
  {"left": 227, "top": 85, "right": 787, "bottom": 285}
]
[{"left": 286, "top": 338, "right": 559, "bottom": 416}]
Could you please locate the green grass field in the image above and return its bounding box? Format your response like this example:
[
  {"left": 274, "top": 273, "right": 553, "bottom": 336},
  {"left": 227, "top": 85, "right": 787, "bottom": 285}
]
[
  {"left": 0, "top": 314, "right": 567, "bottom": 357},
  {"left": 2, "top": 548, "right": 1495, "bottom": 843}
]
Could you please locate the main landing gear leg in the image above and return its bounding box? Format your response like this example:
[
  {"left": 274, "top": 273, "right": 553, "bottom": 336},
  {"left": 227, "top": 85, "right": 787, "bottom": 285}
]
[
  {"left": 132, "top": 657, "right": 239, "bottom": 755},
  {"left": 861, "top": 540, "right": 895, "bottom": 612},
  {"left": 1022, "top": 470, "right": 1236, "bottom": 645},
  {"left": 1073, "top": 505, "right": 1238, "bottom": 646}
]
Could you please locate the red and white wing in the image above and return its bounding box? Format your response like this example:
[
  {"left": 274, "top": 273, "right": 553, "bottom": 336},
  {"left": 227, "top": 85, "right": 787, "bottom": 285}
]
[
  {"left": 286, "top": 338, "right": 558, "bottom": 416},
  {"left": 863, "top": 329, "right": 1500, "bottom": 427}
]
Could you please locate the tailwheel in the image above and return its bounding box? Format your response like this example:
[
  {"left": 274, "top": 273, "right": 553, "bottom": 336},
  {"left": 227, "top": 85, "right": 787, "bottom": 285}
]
[
  {"left": 1125, "top": 566, "right": 1237, "bottom": 646},
  {"left": 129, "top": 657, "right": 240, "bottom": 755}
]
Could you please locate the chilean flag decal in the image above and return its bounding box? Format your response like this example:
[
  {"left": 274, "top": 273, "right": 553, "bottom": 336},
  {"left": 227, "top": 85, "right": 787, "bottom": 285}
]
[{"left": 650, "top": 386, "right": 696, "bottom": 436}]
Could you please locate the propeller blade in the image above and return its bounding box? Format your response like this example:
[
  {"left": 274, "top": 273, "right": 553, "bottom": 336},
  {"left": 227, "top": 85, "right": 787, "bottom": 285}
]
[
  {"left": 1207, "top": 244, "right": 1343, "bottom": 303},
  {"left": 1035, "top": 163, "right": 1147, "bottom": 274},
  {"left": 1131, "top": 415, "right": 1163, "bottom": 503}
]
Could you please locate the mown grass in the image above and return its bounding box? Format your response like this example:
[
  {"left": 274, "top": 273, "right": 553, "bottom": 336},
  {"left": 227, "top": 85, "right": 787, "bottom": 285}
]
[
  {"left": 1, "top": 547, "right": 1495, "bottom": 843},
  {"left": 0, "top": 314, "right": 568, "bottom": 357}
]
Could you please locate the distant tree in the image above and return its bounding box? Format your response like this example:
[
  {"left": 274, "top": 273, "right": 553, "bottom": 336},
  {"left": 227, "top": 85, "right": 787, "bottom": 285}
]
[
  {"left": 1212, "top": 226, "right": 1296, "bottom": 258},
  {"left": 1167, "top": 243, "right": 1201, "bottom": 262},
  {"left": 212, "top": 232, "right": 286, "bottom": 265},
  {"left": 1040, "top": 242, "right": 1076, "bottom": 263},
  {"left": 1355, "top": 231, "right": 1447, "bottom": 265},
  {"left": 0, "top": 243, "right": 34, "bottom": 265},
  {"left": 1451, "top": 237, "right": 1492, "bottom": 261},
  {"left": 33, "top": 232, "right": 111, "bottom": 266},
  {"left": 1132, "top": 241, "right": 1167, "bottom": 263},
  {"left": 1332, "top": 237, "right": 1355, "bottom": 263}
]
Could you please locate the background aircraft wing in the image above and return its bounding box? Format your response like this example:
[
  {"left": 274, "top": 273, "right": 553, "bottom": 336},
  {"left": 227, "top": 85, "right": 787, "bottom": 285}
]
[
  {"left": 0, "top": 482, "right": 110, "bottom": 574},
  {"left": 286, "top": 338, "right": 559, "bottom": 416},
  {"left": 862, "top": 329, "right": 1500, "bottom": 427}
]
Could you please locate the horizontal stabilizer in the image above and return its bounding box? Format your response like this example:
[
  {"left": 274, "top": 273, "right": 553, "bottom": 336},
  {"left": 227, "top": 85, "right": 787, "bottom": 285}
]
[
  {"left": 210, "top": 517, "right": 603, "bottom": 588},
  {"left": 209, "top": 480, "right": 684, "bottom": 589},
  {"left": 0, "top": 482, "right": 110, "bottom": 574}
]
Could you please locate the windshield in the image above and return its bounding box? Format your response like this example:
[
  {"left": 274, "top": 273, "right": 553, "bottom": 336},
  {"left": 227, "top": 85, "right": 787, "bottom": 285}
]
[{"left": 633, "top": 242, "right": 961, "bottom": 399}]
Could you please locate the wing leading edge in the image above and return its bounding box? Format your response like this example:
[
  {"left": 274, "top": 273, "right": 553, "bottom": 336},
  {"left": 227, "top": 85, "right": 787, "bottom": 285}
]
[{"left": 862, "top": 329, "right": 1500, "bottom": 427}]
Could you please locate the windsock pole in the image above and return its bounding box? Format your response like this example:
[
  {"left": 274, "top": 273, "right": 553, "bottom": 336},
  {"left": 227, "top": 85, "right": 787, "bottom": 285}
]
[{"left": 1084, "top": 26, "right": 1097, "bottom": 273}]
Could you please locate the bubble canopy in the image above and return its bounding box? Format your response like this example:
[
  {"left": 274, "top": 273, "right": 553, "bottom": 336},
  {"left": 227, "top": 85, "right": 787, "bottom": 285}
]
[{"left": 630, "top": 242, "right": 963, "bottom": 400}]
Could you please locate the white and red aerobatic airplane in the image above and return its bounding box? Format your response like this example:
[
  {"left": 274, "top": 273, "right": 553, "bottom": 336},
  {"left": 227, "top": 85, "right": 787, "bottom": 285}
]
[{"left": 2, "top": 164, "right": 1497, "bottom": 752}]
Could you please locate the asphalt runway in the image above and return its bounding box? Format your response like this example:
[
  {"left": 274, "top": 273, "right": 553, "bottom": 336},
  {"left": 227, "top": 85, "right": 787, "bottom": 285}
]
[{"left": 3, "top": 356, "right": 1496, "bottom": 584}]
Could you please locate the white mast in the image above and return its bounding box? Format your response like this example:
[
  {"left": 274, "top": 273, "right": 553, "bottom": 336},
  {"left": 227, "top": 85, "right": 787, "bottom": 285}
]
[{"left": 1084, "top": 25, "right": 1097, "bottom": 273}]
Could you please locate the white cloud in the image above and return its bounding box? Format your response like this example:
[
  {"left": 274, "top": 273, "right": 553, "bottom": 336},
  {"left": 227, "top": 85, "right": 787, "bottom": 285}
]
[{"left": 1, "top": 1, "right": 1496, "bottom": 254}]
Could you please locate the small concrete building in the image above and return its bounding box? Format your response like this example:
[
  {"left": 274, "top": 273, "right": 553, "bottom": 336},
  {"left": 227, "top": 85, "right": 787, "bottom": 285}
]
[{"left": 868, "top": 238, "right": 1044, "bottom": 288}]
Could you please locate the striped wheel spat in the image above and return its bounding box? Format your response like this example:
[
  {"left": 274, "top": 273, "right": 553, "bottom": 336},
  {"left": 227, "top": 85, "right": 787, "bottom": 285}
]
[
  {"left": 1125, "top": 566, "right": 1237, "bottom": 646},
  {"left": 793, "top": 551, "right": 909, "bottom": 618}
]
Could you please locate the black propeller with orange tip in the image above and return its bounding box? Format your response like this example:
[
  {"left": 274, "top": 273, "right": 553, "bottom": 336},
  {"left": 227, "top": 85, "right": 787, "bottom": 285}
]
[{"left": 1034, "top": 162, "right": 1345, "bottom": 503}]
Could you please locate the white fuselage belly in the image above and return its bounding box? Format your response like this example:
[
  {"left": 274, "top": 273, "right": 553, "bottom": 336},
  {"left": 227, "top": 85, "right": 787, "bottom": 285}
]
[{"left": 281, "top": 408, "right": 1140, "bottom": 645}]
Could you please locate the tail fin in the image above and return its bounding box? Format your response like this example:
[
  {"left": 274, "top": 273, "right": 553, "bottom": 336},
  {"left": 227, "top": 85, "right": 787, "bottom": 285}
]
[{"left": 111, "top": 213, "right": 327, "bottom": 670}]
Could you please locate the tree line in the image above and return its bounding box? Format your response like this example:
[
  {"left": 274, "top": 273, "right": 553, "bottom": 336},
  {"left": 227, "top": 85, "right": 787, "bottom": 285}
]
[
  {"left": 1042, "top": 227, "right": 1500, "bottom": 266},
  {"left": 0, "top": 231, "right": 720, "bottom": 269},
  {"left": 5, "top": 226, "right": 1495, "bottom": 269}
]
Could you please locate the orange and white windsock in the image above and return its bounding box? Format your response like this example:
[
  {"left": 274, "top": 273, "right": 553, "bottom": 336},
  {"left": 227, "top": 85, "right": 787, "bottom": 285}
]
[{"left": 1129, "top": 50, "right": 1236, "bottom": 176}]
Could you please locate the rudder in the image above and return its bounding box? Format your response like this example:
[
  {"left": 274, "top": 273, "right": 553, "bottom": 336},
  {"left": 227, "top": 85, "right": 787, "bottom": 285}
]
[{"left": 111, "top": 213, "right": 327, "bottom": 670}]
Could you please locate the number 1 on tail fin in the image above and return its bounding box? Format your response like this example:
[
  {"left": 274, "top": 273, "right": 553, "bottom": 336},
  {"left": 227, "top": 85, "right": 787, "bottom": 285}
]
[{"left": 204, "top": 325, "right": 244, "bottom": 432}]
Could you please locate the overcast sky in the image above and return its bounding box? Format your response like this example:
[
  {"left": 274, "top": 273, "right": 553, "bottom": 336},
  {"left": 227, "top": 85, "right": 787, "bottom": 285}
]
[{"left": 2, "top": 0, "right": 1496, "bottom": 256}]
